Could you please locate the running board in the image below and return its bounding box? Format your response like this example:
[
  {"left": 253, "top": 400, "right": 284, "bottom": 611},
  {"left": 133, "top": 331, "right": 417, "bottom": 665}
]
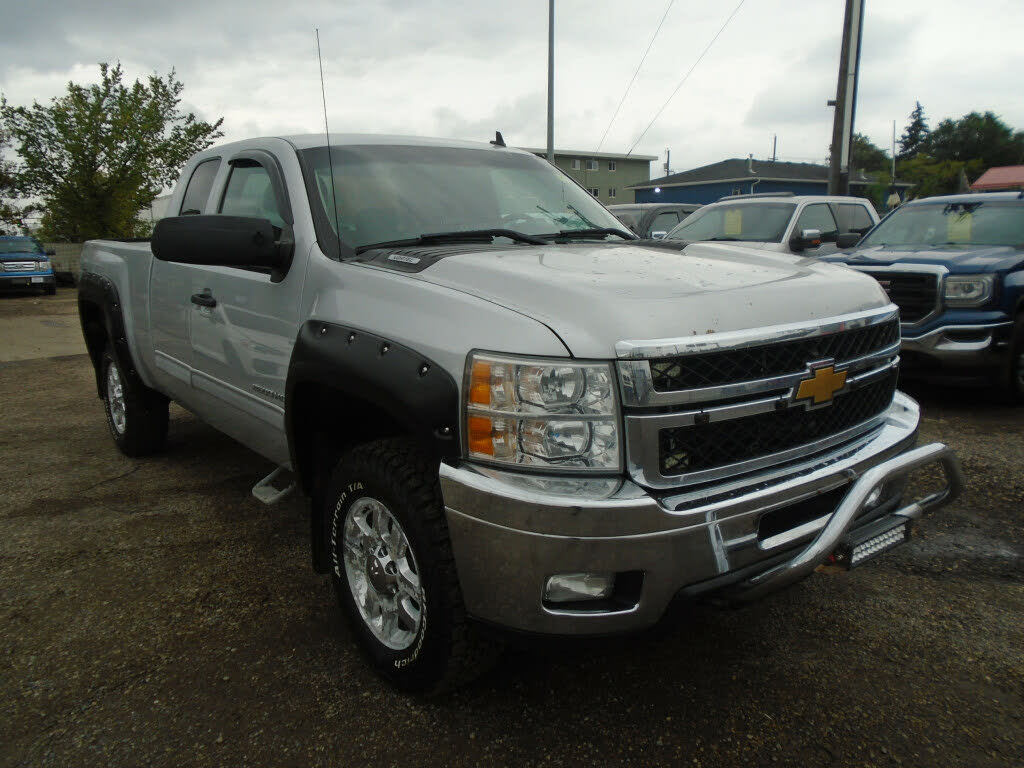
[{"left": 251, "top": 466, "right": 296, "bottom": 505}]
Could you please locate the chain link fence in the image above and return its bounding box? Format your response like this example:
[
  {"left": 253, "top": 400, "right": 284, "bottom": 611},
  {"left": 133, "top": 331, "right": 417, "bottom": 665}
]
[{"left": 42, "top": 242, "right": 84, "bottom": 279}]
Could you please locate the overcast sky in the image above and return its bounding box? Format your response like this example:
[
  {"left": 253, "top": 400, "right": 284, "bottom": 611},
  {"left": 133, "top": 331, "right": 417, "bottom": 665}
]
[{"left": 2, "top": 0, "right": 1022, "bottom": 177}]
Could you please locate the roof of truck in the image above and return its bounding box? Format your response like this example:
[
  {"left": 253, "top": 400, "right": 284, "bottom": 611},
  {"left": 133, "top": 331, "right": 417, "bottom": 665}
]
[{"left": 201, "top": 134, "right": 523, "bottom": 154}]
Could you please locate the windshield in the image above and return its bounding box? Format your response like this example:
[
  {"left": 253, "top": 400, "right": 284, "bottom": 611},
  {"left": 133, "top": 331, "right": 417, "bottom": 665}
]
[
  {"left": 665, "top": 202, "right": 796, "bottom": 243},
  {"left": 298, "top": 145, "right": 625, "bottom": 253},
  {"left": 0, "top": 238, "right": 44, "bottom": 255},
  {"left": 860, "top": 200, "right": 1024, "bottom": 248}
]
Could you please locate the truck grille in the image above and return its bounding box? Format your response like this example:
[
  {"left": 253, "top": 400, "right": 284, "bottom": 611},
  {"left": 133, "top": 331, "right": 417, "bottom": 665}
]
[
  {"left": 658, "top": 371, "right": 898, "bottom": 475},
  {"left": 650, "top": 318, "right": 899, "bottom": 391},
  {"left": 862, "top": 271, "right": 938, "bottom": 324},
  {"left": 2, "top": 261, "right": 37, "bottom": 272}
]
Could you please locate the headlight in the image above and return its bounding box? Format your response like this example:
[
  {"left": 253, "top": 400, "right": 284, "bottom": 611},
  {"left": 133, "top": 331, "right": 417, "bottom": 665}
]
[
  {"left": 944, "top": 274, "right": 993, "bottom": 307},
  {"left": 36, "top": 260, "right": 52, "bottom": 273},
  {"left": 464, "top": 352, "right": 620, "bottom": 472}
]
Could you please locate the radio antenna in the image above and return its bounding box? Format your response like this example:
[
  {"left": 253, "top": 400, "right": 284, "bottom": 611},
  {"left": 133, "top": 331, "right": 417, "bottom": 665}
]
[{"left": 316, "top": 28, "right": 342, "bottom": 255}]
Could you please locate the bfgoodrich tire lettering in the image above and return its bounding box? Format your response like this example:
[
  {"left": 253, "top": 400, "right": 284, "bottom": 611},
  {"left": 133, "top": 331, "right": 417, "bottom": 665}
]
[
  {"left": 325, "top": 438, "right": 499, "bottom": 693},
  {"left": 101, "top": 346, "right": 169, "bottom": 456}
]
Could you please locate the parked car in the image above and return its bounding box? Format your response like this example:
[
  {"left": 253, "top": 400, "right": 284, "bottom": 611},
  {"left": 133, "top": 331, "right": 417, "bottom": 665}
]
[
  {"left": 0, "top": 236, "right": 56, "bottom": 295},
  {"left": 607, "top": 203, "right": 700, "bottom": 238},
  {"left": 644, "top": 193, "right": 878, "bottom": 256},
  {"left": 77, "top": 134, "right": 960, "bottom": 692},
  {"left": 825, "top": 192, "right": 1024, "bottom": 401}
]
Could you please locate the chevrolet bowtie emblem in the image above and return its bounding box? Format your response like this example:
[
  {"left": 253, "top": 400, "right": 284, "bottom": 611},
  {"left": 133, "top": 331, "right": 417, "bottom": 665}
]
[{"left": 794, "top": 363, "right": 847, "bottom": 407}]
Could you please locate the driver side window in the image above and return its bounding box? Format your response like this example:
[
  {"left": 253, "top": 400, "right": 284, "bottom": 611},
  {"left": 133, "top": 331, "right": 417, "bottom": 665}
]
[
  {"left": 219, "top": 161, "right": 286, "bottom": 230},
  {"left": 795, "top": 204, "right": 839, "bottom": 243}
]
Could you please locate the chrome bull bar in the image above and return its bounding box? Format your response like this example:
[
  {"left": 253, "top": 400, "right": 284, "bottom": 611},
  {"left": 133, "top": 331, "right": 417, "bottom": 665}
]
[{"left": 729, "top": 442, "right": 964, "bottom": 602}]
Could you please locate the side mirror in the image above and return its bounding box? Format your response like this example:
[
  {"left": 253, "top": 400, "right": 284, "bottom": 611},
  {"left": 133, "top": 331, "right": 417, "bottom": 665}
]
[
  {"left": 789, "top": 228, "right": 822, "bottom": 252},
  {"left": 836, "top": 232, "right": 862, "bottom": 249},
  {"left": 45, "top": 249, "right": 57, "bottom": 256},
  {"left": 152, "top": 215, "right": 293, "bottom": 280},
  {"left": 650, "top": 230, "right": 668, "bottom": 240}
]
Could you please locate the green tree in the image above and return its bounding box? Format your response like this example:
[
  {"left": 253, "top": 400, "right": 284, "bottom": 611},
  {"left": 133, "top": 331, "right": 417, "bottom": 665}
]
[
  {"left": 1, "top": 63, "right": 223, "bottom": 241},
  {"left": 924, "top": 111, "right": 1024, "bottom": 168},
  {"left": 898, "top": 101, "right": 929, "bottom": 161},
  {"left": 0, "top": 126, "right": 34, "bottom": 234},
  {"left": 850, "top": 133, "right": 890, "bottom": 175},
  {"left": 897, "top": 155, "right": 985, "bottom": 199}
]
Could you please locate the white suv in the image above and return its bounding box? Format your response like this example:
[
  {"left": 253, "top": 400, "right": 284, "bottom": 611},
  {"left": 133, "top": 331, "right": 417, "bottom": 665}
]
[{"left": 660, "top": 193, "right": 879, "bottom": 256}]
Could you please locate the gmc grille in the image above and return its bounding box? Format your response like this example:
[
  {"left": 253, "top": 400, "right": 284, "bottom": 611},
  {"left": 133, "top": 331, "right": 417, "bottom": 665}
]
[{"left": 863, "top": 272, "right": 938, "bottom": 324}]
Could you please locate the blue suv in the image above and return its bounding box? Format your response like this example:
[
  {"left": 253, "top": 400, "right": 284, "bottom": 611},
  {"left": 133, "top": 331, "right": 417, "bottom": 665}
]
[
  {"left": 0, "top": 236, "right": 57, "bottom": 295},
  {"left": 826, "top": 192, "right": 1024, "bottom": 402}
]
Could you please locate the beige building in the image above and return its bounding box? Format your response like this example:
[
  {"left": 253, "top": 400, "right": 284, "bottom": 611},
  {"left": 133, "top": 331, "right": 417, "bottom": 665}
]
[{"left": 521, "top": 148, "right": 658, "bottom": 205}]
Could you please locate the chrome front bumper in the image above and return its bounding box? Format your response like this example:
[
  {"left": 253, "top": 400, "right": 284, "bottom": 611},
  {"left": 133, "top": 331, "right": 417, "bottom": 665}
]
[
  {"left": 439, "top": 392, "right": 962, "bottom": 635},
  {"left": 901, "top": 321, "right": 1012, "bottom": 370}
]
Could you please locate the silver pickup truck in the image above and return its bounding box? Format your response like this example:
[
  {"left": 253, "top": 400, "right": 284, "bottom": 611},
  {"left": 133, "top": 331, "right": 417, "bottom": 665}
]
[{"left": 77, "top": 134, "right": 962, "bottom": 692}]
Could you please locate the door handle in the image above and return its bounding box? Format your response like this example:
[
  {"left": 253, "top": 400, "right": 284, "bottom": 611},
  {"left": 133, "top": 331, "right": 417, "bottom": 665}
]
[{"left": 191, "top": 292, "right": 217, "bottom": 308}]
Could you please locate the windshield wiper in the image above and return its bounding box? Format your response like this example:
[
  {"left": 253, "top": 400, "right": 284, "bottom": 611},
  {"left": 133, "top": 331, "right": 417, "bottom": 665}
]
[
  {"left": 355, "top": 228, "right": 547, "bottom": 254},
  {"left": 704, "top": 236, "right": 742, "bottom": 241},
  {"left": 542, "top": 227, "right": 636, "bottom": 242}
]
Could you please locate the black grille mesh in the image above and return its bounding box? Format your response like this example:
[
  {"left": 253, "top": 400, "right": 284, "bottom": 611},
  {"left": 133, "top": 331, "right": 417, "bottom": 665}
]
[
  {"left": 863, "top": 272, "right": 937, "bottom": 323},
  {"left": 658, "top": 372, "right": 898, "bottom": 476},
  {"left": 649, "top": 318, "right": 899, "bottom": 392}
]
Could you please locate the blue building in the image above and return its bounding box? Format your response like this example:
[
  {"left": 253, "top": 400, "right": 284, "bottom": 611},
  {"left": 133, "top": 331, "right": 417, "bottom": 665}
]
[{"left": 630, "top": 157, "right": 911, "bottom": 205}]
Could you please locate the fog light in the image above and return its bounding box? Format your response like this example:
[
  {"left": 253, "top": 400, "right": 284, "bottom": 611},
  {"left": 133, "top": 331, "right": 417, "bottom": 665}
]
[{"left": 544, "top": 573, "right": 615, "bottom": 603}]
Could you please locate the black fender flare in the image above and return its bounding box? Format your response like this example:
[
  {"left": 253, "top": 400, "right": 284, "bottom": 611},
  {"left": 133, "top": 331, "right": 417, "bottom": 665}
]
[
  {"left": 285, "top": 320, "right": 461, "bottom": 496},
  {"left": 77, "top": 271, "right": 138, "bottom": 398}
]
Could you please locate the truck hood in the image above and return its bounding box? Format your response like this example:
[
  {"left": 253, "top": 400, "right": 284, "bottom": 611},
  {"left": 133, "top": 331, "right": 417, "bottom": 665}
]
[
  {"left": 833, "top": 244, "right": 1024, "bottom": 274},
  {"left": 414, "top": 242, "right": 890, "bottom": 358}
]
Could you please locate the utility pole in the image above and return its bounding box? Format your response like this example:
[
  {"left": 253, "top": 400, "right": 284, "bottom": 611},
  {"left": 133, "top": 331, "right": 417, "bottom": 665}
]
[
  {"left": 664, "top": 148, "right": 671, "bottom": 176},
  {"left": 827, "top": 0, "right": 865, "bottom": 195},
  {"left": 546, "top": 0, "right": 555, "bottom": 163}
]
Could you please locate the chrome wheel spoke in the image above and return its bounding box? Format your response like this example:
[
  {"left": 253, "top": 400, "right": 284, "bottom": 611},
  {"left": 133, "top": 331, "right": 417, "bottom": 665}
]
[{"left": 397, "top": 594, "right": 420, "bottom": 631}]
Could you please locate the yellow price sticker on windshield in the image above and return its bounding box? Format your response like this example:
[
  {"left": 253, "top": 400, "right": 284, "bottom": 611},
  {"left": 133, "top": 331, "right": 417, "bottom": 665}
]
[
  {"left": 724, "top": 209, "right": 743, "bottom": 236},
  {"left": 948, "top": 212, "right": 972, "bottom": 243}
]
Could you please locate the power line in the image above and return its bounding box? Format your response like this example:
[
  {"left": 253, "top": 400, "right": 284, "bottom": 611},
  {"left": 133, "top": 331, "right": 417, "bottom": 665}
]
[
  {"left": 626, "top": 0, "right": 747, "bottom": 156},
  {"left": 596, "top": 0, "right": 675, "bottom": 152}
]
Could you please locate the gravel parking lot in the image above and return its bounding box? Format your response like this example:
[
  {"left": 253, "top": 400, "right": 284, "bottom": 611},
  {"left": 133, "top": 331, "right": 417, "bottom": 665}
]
[{"left": 2, "top": 290, "right": 1022, "bottom": 768}]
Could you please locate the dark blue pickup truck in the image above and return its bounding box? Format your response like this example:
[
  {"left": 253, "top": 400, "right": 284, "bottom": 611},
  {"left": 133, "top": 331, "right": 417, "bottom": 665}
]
[{"left": 826, "top": 192, "right": 1024, "bottom": 402}]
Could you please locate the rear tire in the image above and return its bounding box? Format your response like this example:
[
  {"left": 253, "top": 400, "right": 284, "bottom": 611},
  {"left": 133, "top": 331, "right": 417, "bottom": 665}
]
[
  {"left": 325, "top": 439, "right": 500, "bottom": 693},
  {"left": 45, "top": 286, "right": 56, "bottom": 296},
  {"left": 101, "top": 345, "right": 169, "bottom": 456}
]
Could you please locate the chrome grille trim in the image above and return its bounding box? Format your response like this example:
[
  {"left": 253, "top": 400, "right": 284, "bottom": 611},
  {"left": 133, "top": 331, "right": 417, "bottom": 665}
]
[
  {"left": 615, "top": 305, "right": 899, "bottom": 361},
  {"left": 2, "top": 261, "right": 38, "bottom": 272},
  {"left": 620, "top": 341, "right": 899, "bottom": 408}
]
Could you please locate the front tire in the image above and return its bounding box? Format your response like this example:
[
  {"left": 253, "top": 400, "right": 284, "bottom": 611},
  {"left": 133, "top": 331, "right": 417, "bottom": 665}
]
[
  {"left": 101, "top": 346, "right": 169, "bottom": 456},
  {"left": 995, "top": 314, "right": 1024, "bottom": 405},
  {"left": 325, "top": 439, "right": 499, "bottom": 693}
]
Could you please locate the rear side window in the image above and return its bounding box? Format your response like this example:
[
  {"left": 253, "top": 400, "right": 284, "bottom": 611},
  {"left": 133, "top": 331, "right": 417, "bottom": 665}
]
[
  {"left": 650, "top": 211, "right": 680, "bottom": 234},
  {"left": 836, "top": 203, "right": 875, "bottom": 234},
  {"left": 796, "top": 204, "right": 839, "bottom": 241},
  {"left": 219, "top": 162, "right": 286, "bottom": 229},
  {"left": 178, "top": 159, "right": 220, "bottom": 215}
]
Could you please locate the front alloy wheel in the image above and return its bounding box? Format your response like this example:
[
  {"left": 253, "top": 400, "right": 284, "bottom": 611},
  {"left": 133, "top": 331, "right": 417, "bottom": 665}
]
[{"left": 343, "top": 497, "right": 425, "bottom": 651}]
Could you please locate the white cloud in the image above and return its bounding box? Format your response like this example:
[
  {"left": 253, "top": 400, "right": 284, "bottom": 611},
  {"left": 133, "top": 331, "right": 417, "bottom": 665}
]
[{"left": 1, "top": 0, "right": 1022, "bottom": 176}]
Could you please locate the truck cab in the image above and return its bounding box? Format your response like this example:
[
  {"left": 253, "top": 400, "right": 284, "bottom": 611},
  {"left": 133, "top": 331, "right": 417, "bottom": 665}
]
[{"left": 656, "top": 193, "right": 879, "bottom": 256}]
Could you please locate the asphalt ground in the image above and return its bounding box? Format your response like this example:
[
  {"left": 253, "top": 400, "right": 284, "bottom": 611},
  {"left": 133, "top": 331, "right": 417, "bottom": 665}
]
[{"left": 1, "top": 289, "right": 1022, "bottom": 767}]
